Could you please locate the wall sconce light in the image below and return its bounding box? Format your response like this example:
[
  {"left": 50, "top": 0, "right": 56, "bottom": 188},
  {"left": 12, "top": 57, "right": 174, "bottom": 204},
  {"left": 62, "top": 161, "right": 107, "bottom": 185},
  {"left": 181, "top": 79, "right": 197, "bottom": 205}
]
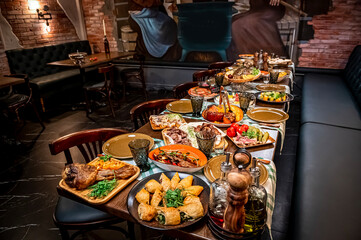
[
  {"left": 28, "top": 0, "right": 40, "bottom": 11},
  {"left": 37, "top": 5, "right": 52, "bottom": 27}
]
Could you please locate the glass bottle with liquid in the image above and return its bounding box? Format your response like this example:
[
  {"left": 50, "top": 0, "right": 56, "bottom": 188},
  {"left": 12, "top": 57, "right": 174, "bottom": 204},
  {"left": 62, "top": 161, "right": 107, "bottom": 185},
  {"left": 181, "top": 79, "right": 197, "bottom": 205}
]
[
  {"left": 209, "top": 154, "right": 232, "bottom": 227},
  {"left": 244, "top": 160, "right": 267, "bottom": 233},
  {"left": 257, "top": 49, "right": 264, "bottom": 70}
]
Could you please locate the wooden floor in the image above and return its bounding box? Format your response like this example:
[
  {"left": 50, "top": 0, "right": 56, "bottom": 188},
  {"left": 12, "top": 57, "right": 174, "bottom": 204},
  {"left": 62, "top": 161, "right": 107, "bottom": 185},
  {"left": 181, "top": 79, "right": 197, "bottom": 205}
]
[{"left": 0, "top": 82, "right": 302, "bottom": 240}]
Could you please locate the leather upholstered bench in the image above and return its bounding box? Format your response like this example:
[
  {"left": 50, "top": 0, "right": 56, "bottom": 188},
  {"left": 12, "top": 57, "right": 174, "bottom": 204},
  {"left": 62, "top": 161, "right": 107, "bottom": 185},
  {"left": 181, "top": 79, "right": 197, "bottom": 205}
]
[
  {"left": 290, "top": 45, "right": 361, "bottom": 240},
  {"left": 5, "top": 41, "right": 93, "bottom": 111}
]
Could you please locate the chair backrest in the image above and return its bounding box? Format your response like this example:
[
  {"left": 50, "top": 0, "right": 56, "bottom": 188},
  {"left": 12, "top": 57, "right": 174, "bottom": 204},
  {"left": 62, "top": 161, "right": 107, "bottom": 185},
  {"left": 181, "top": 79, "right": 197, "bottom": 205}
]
[
  {"left": 208, "top": 61, "right": 233, "bottom": 73},
  {"left": 130, "top": 98, "right": 178, "bottom": 130},
  {"left": 98, "top": 64, "right": 114, "bottom": 89},
  {"left": 49, "top": 128, "right": 129, "bottom": 165},
  {"left": 173, "top": 82, "right": 198, "bottom": 99},
  {"left": 193, "top": 69, "right": 217, "bottom": 82}
]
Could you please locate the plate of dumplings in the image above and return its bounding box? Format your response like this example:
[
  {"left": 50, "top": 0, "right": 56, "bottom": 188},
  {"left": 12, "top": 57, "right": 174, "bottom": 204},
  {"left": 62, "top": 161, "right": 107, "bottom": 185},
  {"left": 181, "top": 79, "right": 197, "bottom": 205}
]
[{"left": 127, "top": 171, "right": 210, "bottom": 230}]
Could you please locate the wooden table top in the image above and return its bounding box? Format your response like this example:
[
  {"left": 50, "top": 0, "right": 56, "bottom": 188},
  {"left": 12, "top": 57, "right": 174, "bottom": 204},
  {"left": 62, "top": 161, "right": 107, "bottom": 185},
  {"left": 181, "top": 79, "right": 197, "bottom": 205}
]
[
  {"left": 0, "top": 76, "right": 25, "bottom": 88},
  {"left": 47, "top": 52, "right": 134, "bottom": 69},
  {"left": 57, "top": 117, "right": 278, "bottom": 240}
]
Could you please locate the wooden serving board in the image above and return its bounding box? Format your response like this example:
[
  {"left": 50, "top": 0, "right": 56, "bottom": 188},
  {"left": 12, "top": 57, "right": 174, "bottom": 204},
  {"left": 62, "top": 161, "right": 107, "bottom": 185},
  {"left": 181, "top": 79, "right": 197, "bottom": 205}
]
[
  {"left": 149, "top": 115, "right": 187, "bottom": 131},
  {"left": 59, "top": 160, "right": 140, "bottom": 205}
]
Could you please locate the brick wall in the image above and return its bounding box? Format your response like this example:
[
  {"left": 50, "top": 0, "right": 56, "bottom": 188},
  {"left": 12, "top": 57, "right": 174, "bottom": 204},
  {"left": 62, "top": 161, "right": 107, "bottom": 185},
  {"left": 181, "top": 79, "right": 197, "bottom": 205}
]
[
  {"left": 0, "top": 0, "right": 79, "bottom": 75},
  {"left": 82, "top": 0, "right": 118, "bottom": 53},
  {"left": 0, "top": 0, "right": 79, "bottom": 48},
  {"left": 298, "top": 0, "right": 361, "bottom": 69}
]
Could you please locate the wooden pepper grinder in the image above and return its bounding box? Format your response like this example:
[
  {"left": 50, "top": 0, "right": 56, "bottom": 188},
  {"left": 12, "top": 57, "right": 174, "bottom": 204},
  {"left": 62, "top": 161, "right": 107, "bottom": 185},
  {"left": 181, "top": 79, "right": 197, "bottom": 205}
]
[
  {"left": 253, "top": 52, "right": 259, "bottom": 67},
  {"left": 263, "top": 52, "right": 269, "bottom": 71},
  {"left": 223, "top": 166, "right": 252, "bottom": 233}
]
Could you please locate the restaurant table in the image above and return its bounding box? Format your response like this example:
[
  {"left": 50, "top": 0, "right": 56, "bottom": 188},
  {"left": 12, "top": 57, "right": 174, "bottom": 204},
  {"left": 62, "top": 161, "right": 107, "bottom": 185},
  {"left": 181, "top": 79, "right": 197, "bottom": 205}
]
[
  {"left": 47, "top": 52, "right": 133, "bottom": 110},
  {"left": 47, "top": 52, "right": 134, "bottom": 83},
  {"left": 56, "top": 116, "right": 279, "bottom": 240},
  {"left": 0, "top": 75, "right": 25, "bottom": 89}
]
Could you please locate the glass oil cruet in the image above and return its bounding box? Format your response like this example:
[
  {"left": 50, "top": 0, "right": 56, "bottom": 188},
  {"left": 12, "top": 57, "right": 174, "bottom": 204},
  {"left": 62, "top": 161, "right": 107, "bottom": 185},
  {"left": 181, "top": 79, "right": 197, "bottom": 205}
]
[
  {"left": 244, "top": 158, "right": 268, "bottom": 233},
  {"left": 209, "top": 152, "right": 232, "bottom": 227}
]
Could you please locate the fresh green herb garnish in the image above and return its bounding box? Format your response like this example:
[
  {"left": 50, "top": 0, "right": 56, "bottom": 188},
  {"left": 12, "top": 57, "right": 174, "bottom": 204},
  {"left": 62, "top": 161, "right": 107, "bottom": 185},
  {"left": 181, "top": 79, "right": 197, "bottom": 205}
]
[
  {"left": 99, "top": 154, "right": 112, "bottom": 162},
  {"left": 88, "top": 178, "right": 117, "bottom": 198},
  {"left": 252, "top": 67, "right": 260, "bottom": 76},
  {"left": 164, "top": 189, "right": 184, "bottom": 208}
]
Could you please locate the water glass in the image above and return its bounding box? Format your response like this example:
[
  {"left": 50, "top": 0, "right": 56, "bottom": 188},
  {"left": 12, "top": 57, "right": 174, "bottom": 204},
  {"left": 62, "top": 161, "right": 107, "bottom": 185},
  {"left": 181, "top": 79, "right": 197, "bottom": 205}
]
[
  {"left": 248, "top": 93, "right": 256, "bottom": 111},
  {"left": 128, "top": 139, "right": 151, "bottom": 172},
  {"left": 196, "top": 131, "right": 216, "bottom": 158},
  {"left": 238, "top": 92, "right": 251, "bottom": 114},
  {"left": 263, "top": 74, "right": 270, "bottom": 84},
  {"left": 270, "top": 70, "right": 280, "bottom": 84},
  {"left": 191, "top": 95, "right": 204, "bottom": 117},
  {"left": 212, "top": 136, "right": 226, "bottom": 157}
]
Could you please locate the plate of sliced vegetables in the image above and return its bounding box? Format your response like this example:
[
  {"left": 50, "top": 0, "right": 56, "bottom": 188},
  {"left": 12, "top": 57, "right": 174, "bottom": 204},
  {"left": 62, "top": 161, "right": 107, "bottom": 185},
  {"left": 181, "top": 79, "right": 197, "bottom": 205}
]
[
  {"left": 257, "top": 91, "right": 294, "bottom": 104},
  {"left": 226, "top": 123, "right": 275, "bottom": 148}
]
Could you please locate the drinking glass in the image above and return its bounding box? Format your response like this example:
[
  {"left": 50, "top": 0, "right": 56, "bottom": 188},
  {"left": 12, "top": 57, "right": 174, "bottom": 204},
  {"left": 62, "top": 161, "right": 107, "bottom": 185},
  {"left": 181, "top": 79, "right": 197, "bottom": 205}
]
[
  {"left": 270, "top": 70, "right": 280, "bottom": 84},
  {"left": 238, "top": 92, "right": 251, "bottom": 114},
  {"left": 196, "top": 131, "right": 216, "bottom": 158},
  {"left": 128, "top": 139, "right": 151, "bottom": 172},
  {"left": 191, "top": 95, "right": 204, "bottom": 117},
  {"left": 263, "top": 74, "right": 270, "bottom": 84},
  {"left": 248, "top": 93, "right": 256, "bottom": 111},
  {"left": 215, "top": 73, "right": 224, "bottom": 87},
  {"left": 212, "top": 136, "right": 226, "bottom": 157}
]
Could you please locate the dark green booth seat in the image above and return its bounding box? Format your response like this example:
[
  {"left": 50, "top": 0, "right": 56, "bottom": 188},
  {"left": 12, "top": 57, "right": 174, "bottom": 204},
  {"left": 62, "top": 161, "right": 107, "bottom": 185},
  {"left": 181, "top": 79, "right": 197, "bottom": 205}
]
[
  {"left": 290, "top": 45, "right": 361, "bottom": 240},
  {"left": 5, "top": 41, "right": 93, "bottom": 111}
]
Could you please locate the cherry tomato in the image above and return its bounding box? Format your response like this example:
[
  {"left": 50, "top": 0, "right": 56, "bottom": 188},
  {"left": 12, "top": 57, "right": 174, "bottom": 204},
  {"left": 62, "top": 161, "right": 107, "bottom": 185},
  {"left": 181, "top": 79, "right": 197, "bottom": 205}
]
[
  {"left": 231, "top": 123, "right": 240, "bottom": 130},
  {"left": 239, "top": 124, "right": 249, "bottom": 134},
  {"left": 227, "top": 127, "right": 236, "bottom": 138}
]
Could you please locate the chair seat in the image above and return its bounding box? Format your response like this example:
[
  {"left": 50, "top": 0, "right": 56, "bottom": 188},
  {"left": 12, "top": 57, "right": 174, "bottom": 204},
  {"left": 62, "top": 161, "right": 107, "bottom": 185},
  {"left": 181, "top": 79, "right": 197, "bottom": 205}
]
[
  {"left": 83, "top": 81, "right": 105, "bottom": 91},
  {"left": 121, "top": 68, "right": 141, "bottom": 77},
  {"left": 0, "top": 93, "right": 29, "bottom": 108},
  {"left": 54, "top": 196, "right": 117, "bottom": 225}
]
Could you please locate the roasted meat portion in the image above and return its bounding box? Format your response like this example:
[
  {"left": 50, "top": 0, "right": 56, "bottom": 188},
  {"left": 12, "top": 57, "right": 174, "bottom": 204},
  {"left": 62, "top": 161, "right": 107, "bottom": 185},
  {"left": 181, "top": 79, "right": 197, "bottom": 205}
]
[
  {"left": 194, "top": 123, "right": 220, "bottom": 138},
  {"left": 96, "top": 165, "right": 138, "bottom": 181},
  {"left": 153, "top": 150, "right": 198, "bottom": 168},
  {"left": 164, "top": 127, "right": 192, "bottom": 146},
  {"left": 62, "top": 163, "right": 98, "bottom": 190}
]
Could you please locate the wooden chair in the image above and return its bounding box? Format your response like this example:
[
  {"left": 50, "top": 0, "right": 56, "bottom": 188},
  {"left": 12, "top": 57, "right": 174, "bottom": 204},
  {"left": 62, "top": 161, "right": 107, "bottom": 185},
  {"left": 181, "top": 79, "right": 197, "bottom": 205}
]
[
  {"left": 130, "top": 99, "right": 178, "bottom": 130},
  {"left": 192, "top": 69, "right": 217, "bottom": 82},
  {"left": 173, "top": 82, "right": 198, "bottom": 99},
  {"left": 208, "top": 61, "right": 233, "bottom": 73},
  {"left": 83, "top": 64, "right": 116, "bottom": 118},
  {"left": 49, "top": 128, "right": 133, "bottom": 240},
  {"left": 120, "top": 54, "right": 148, "bottom": 100},
  {"left": 0, "top": 74, "right": 44, "bottom": 128}
]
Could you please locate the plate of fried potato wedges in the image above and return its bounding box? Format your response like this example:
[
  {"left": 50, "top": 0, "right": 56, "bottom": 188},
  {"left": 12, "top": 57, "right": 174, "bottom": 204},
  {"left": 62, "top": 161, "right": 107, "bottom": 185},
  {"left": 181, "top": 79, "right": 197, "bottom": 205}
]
[{"left": 127, "top": 171, "right": 210, "bottom": 230}]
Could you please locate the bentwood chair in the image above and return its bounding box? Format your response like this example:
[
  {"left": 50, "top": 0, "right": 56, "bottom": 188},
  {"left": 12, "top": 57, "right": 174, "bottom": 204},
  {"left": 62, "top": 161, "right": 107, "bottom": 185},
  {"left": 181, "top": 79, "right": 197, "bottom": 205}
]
[
  {"left": 208, "top": 61, "right": 234, "bottom": 73},
  {"left": 49, "top": 128, "right": 133, "bottom": 240},
  {"left": 120, "top": 54, "right": 148, "bottom": 100},
  {"left": 0, "top": 74, "right": 44, "bottom": 128},
  {"left": 192, "top": 69, "right": 217, "bottom": 83},
  {"left": 130, "top": 99, "right": 178, "bottom": 130},
  {"left": 173, "top": 82, "right": 198, "bottom": 99},
  {"left": 83, "top": 64, "right": 116, "bottom": 118}
]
